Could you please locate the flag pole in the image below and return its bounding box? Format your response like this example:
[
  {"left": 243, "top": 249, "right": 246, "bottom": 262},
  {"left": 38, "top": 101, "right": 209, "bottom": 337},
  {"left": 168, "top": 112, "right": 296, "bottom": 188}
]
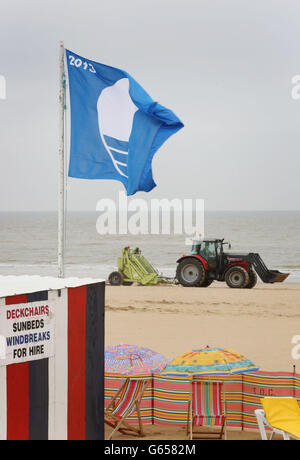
[{"left": 58, "top": 41, "right": 66, "bottom": 278}]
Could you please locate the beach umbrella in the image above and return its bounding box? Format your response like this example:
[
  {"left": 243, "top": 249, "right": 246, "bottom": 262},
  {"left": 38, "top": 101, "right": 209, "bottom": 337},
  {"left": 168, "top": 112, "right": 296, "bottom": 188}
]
[
  {"left": 105, "top": 344, "right": 169, "bottom": 376},
  {"left": 161, "top": 346, "right": 259, "bottom": 377}
]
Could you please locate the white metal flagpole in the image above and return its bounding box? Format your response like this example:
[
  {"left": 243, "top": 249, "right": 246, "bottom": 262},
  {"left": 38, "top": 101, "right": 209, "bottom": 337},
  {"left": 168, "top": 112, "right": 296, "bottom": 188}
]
[{"left": 58, "top": 41, "right": 66, "bottom": 278}]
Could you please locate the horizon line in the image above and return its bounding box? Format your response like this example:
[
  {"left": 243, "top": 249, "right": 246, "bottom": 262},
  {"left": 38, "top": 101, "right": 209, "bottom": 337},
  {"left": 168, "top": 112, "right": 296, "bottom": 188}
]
[{"left": 0, "top": 209, "right": 299, "bottom": 213}]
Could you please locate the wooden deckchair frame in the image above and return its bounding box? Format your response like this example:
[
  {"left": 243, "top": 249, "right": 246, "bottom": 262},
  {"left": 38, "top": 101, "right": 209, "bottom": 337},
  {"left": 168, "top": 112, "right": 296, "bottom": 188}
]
[
  {"left": 105, "top": 377, "right": 151, "bottom": 440},
  {"left": 187, "top": 378, "right": 227, "bottom": 440}
]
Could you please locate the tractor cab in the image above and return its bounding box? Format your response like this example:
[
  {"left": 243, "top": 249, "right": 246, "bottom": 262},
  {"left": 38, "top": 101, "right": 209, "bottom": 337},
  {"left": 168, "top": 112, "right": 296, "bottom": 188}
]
[{"left": 190, "top": 238, "right": 227, "bottom": 271}]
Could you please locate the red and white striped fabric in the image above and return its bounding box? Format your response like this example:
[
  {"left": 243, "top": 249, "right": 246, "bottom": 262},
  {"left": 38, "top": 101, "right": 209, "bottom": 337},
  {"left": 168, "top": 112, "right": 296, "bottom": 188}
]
[
  {"left": 109, "top": 379, "right": 149, "bottom": 418},
  {"left": 0, "top": 277, "right": 105, "bottom": 440},
  {"left": 192, "top": 380, "right": 224, "bottom": 426}
]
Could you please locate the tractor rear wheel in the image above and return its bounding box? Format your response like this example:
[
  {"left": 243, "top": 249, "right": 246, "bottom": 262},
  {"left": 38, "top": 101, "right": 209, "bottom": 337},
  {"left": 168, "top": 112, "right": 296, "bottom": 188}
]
[
  {"left": 108, "top": 271, "right": 123, "bottom": 286},
  {"left": 176, "top": 258, "right": 206, "bottom": 287},
  {"left": 225, "top": 266, "right": 249, "bottom": 289},
  {"left": 245, "top": 270, "right": 257, "bottom": 289}
]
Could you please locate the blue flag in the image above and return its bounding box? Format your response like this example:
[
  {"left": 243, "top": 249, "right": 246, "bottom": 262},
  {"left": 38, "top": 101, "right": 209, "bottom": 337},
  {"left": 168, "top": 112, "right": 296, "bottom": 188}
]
[{"left": 66, "top": 50, "right": 183, "bottom": 195}]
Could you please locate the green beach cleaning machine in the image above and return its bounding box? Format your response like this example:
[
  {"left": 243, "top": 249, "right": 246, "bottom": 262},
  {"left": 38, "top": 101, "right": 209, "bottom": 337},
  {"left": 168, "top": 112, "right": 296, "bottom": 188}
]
[
  {"left": 108, "top": 240, "right": 289, "bottom": 288},
  {"left": 108, "top": 247, "right": 172, "bottom": 286}
]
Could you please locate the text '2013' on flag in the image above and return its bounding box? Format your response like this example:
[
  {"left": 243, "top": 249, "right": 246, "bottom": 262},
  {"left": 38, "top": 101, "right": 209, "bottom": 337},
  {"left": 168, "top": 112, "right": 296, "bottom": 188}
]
[{"left": 66, "top": 50, "right": 184, "bottom": 196}]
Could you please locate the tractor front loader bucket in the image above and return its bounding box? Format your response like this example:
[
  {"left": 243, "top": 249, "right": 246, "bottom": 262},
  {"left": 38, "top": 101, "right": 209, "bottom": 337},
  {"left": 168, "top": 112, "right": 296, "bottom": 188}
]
[
  {"left": 267, "top": 270, "right": 290, "bottom": 283},
  {"left": 249, "top": 253, "right": 290, "bottom": 283}
]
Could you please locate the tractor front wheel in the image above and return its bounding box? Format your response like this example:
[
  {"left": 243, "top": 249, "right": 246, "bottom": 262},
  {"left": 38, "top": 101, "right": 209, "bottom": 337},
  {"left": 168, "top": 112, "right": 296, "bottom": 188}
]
[
  {"left": 108, "top": 271, "right": 123, "bottom": 286},
  {"left": 225, "top": 266, "right": 249, "bottom": 289},
  {"left": 176, "top": 258, "right": 206, "bottom": 287}
]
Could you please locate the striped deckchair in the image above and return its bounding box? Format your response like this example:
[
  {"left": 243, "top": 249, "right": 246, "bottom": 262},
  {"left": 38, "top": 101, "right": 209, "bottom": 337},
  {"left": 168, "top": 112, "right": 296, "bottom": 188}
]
[
  {"left": 187, "top": 379, "right": 226, "bottom": 440},
  {"left": 105, "top": 378, "right": 150, "bottom": 440}
]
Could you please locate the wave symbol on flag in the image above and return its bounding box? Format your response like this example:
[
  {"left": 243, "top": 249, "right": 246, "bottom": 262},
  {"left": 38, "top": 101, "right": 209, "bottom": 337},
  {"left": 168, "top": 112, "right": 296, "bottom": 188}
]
[{"left": 97, "top": 78, "right": 138, "bottom": 177}]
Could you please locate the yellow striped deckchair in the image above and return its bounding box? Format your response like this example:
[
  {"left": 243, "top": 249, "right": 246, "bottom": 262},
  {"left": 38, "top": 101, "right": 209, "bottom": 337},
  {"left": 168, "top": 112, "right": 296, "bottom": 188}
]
[
  {"left": 105, "top": 378, "right": 150, "bottom": 440},
  {"left": 187, "top": 379, "right": 226, "bottom": 440}
]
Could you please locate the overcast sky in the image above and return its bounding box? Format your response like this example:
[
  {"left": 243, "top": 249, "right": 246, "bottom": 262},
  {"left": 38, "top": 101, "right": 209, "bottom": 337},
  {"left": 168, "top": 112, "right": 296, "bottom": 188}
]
[{"left": 0, "top": 0, "right": 299, "bottom": 211}]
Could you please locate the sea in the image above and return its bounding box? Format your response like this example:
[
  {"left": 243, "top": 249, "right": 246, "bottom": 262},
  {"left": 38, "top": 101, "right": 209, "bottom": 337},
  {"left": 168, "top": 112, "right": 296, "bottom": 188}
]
[{"left": 0, "top": 211, "right": 299, "bottom": 282}]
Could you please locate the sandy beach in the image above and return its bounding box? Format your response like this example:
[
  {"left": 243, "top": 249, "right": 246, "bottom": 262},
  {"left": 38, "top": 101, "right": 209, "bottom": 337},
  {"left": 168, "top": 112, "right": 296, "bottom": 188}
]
[
  {"left": 106, "top": 282, "right": 300, "bottom": 373},
  {"left": 105, "top": 282, "right": 300, "bottom": 440}
]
